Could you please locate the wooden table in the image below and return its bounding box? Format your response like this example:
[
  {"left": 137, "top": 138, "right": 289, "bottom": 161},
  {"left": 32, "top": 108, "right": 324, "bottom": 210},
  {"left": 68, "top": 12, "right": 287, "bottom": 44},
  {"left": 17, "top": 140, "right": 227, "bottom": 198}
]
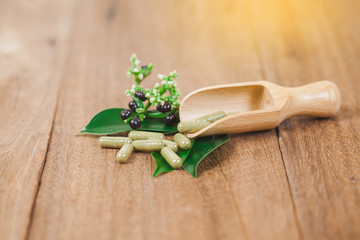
[{"left": 1, "top": 0, "right": 359, "bottom": 239}]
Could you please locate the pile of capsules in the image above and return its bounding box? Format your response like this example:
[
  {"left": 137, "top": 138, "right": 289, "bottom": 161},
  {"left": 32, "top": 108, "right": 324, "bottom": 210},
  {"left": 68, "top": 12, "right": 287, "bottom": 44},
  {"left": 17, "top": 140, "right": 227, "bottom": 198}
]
[
  {"left": 98, "top": 111, "right": 229, "bottom": 169},
  {"left": 98, "top": 131, "right": 191, "bottom": 169}
]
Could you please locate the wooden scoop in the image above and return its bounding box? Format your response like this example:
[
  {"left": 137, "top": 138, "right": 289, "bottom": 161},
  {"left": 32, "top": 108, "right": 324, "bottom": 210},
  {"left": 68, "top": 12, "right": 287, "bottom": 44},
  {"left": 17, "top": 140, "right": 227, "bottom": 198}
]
[{"left": 179, "top": 81, "right": 341, "bottom": 138}]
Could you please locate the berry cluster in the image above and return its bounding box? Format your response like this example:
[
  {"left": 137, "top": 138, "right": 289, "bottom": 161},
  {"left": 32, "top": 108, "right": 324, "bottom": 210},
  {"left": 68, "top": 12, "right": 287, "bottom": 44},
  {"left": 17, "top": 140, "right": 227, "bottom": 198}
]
[{"left": 121, "top": 54, "right": 180, "bottom": 129}]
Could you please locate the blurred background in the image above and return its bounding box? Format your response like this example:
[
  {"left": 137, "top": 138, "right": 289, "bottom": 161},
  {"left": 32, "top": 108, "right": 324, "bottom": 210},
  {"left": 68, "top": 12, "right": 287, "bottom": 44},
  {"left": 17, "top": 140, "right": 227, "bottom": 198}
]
[{"left": 1, "top": 0, "right": 359, "bottom": 240}]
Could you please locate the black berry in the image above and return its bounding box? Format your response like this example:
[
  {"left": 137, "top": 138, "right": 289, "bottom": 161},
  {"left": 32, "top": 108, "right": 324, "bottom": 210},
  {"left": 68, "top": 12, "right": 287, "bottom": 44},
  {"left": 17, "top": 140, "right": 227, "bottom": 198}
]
[
  {"left": 134, "top": 91, "right": 147, "bottom": 101},
  {"left": 129, "top": 117, "right": 141, "bottom": 129},
  {"left": 157, "top": 103, "right": 164, "bottom": 112},
  {"left": 157, "top": 102, "right": 171, "bottom": 112},
  {"left": 120, "top": 109, "right": 132, "bottom": 120},
  {"left": 141, "top": 65, "right": 147, "bottom": 70},
  {"left": 162, "top": 102, "right": 172, "bottom": 112},
  {"left": 128, "top": 101, "right": 138, "bottom": 112},
  {"left": 164, "top": 113, "right": 177, "bottom": 126}
]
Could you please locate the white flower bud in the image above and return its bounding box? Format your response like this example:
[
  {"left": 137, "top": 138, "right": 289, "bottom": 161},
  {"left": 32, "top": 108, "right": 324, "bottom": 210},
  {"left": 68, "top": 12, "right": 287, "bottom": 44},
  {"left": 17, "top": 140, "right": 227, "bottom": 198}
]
[
  {"left": 138, "top": 74, "right": 144, "bottom": 80},
  {"left": 152, "top": 89, "right": 157, "bottom": 93},
  {"left": 133, "top": 68, "right": 139, "bottom": 72},
  {"left": 135, "top": 59, "right": 140, "bottom": 65},
  {"left": 130, "top": 89, "right": 135, "bottom": 93},
  {"left": 157, "top": 73, "right": 164, "bottom": 79},
  {"left": 132, "top": 84, "right": 136, "bottom": 89},
  {"left": 154, "top": 83, "right": 159, "bottom": 88},
  {"left": 150, "top": 97, "right": 155, "bottom": 103},
  {"left": 145, "top": 93, "right": 150, "bottom": 97},
  {"left": 161, "top": 80, "right": 166, "bottom": 84}
]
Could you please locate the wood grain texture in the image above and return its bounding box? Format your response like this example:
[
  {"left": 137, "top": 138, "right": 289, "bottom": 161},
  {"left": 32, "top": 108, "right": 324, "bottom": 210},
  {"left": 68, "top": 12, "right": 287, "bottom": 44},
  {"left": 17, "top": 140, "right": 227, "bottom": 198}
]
[
  {"left": 0, "top": 0, "right": 75, "bottom": 239},
  {"left": 0, "top": 0, "right": 359, "bottom": 239},
  {"left": 248, "top": 0, "right": 360, "bottom": 239},
  {"left": 27, "top": 0, "right": 298, "bottom": 239}
]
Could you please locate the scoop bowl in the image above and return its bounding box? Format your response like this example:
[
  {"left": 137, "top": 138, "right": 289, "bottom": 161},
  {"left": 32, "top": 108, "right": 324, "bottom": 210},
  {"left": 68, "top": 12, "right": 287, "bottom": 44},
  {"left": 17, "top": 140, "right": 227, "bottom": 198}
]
[{"left": 179, "top": 81, "right": 341, "bottom": 138}]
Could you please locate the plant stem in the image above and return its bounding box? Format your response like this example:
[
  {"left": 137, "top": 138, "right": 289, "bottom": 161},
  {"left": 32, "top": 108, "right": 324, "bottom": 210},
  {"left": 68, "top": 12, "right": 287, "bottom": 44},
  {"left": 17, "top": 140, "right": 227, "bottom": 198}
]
[
  {"left": 159, "top": 85, "right": 166, "bottom": 95},
  {"left": 144, "top": 102, "right": 151, "bottom": 110}
]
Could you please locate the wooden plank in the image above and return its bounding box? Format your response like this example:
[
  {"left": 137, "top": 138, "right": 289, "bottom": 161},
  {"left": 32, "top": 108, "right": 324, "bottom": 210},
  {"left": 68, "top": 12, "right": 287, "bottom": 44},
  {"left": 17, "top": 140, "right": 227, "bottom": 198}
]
[
  {"left": 0, "top": 0, "right": 75, "bottom": 239},
  {"left": 28, "top": 0, "right": 299, "bottom": 239},
  {"left": 248, "top": 0, "right": 360, "bottom": 239}
]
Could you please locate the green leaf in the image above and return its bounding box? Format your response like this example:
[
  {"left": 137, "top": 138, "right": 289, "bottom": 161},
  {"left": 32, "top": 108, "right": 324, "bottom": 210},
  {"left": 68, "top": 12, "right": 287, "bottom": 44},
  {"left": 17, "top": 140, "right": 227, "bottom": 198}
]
[
  {"left": 182, "top": 135, "right": 230, "bottom": 177},
  {"left": 151, "top": 140, "right": 194, "bottom": 177},
  {"left": 151, "top": 152, "right": 173, "bottom": 177},
  {"left": 79, "top": 108, "right": 178, "bottom": 135},
  {"left": 144, "top": 63, "right": 154, "bottom": 76},
  {"left": 144, "top": 110, "right": 176, "bottom": 119},
  {"left": 132, "top": 95, "right": 144, "bottom": 108},
  {"left": 140, "top": 116, "right": 178, "bottom": 133}
]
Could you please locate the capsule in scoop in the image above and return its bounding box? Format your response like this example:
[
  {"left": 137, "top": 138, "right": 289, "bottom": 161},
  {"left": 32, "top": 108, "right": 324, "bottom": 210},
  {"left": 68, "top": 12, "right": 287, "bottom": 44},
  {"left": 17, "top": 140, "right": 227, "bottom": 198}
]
[
  {"left": 177, "top": 121, "right": 210, "bottom": 133},
  {"left": 161, "top": 147, "right": 183, "bottom": 169},
  {"left": 116, "top": 143, "right": 134, "bottom": 163},
  {"left": 196, "top": 111, "right": 226, "bottom": 123},
  {"left": 98, "top": 137, "right": 132, "bottom": 148},
  {"left": 174, "top": 133, "right": 192, "bottom": 150},
  {"left": 132, "top": 139, "right": 164, "bottom": 152},
  {"left": 128, "top": 131, "right": 164, "bottom": 140}
]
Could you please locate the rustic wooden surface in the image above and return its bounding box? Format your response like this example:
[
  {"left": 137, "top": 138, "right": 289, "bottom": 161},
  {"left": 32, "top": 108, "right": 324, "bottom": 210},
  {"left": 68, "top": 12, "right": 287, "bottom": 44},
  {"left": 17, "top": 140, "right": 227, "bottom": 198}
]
[{"left": 0, "top": 0, "right": 359, "bottom": 239}]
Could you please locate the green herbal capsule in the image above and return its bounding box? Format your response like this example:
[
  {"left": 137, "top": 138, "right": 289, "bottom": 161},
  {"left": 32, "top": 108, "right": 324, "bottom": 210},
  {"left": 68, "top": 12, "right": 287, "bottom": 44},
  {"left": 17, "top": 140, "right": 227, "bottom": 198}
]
[
  {"left": 177, "top": 121, "right": 210, "bottom": 133},
  {"left": 163, "top": 140, "right": 179, "bottom": 152},
  {"left": 174, "top": 133, "right": 192, "bottom": 150},
  {"left": 196, "top": 111, "right": 226, "bottom": 123},
  {"left": 161, "top": 147, "right": 183, "bottom": 169},
  {"left": 132, "top": 140, "right": 164, "bottom": 152},
  {"left": 128, "top": 131, "right": 164, "bottom": 140},
  {"left": 98, "top": 137, "right": 132, "bottom": 148},
  {"left": 116, "top": 143, "right": 133, "bottom": 163}
]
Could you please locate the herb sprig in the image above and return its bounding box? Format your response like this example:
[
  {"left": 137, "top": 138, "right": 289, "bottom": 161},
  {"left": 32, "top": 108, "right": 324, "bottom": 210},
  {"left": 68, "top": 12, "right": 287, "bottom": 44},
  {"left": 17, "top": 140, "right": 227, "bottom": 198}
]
[{"left": 124, "top": 54, "right": 180, "bottom": 128}]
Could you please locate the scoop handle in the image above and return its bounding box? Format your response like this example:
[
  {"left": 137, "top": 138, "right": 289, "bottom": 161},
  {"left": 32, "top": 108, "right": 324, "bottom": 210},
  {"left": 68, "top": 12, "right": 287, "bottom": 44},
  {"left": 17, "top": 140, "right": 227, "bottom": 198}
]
[{"left": 285, "top": 81, "right": 341, "bottom": 118}]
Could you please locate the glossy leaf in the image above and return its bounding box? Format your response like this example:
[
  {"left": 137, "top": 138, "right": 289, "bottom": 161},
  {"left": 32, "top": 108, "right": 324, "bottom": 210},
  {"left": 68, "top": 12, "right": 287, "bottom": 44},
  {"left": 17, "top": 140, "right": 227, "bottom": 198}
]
[
  {"left": 140, "top": 116, "right": 178, "bottom": 133},
  {"left": 152, "top": 152, "right": 174, "bottom": 177},
  {"left": 79, "top": 108, "right": 178, "bottom": 135},
  {"left": 151, "top": 140, "right": 194, "bottom": 177},
  {"left": 144, "top": 63, "right": 154, "bottom": 76},
  {"left": 182, "top": 135, "right": 230, "bottom": 177},
  {"left": 132, "top": 95, "right": 144, "bottom": 108},
  {"left": 144, "top": 110, "right": 176, "bottom": 118}
]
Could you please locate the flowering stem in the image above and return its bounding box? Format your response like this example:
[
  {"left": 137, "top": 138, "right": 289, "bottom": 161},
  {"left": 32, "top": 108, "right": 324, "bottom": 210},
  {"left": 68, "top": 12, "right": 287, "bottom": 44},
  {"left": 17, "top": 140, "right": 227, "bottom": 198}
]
[{"left": 124, "top": 54, "right": 180, "bottom": 124}]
